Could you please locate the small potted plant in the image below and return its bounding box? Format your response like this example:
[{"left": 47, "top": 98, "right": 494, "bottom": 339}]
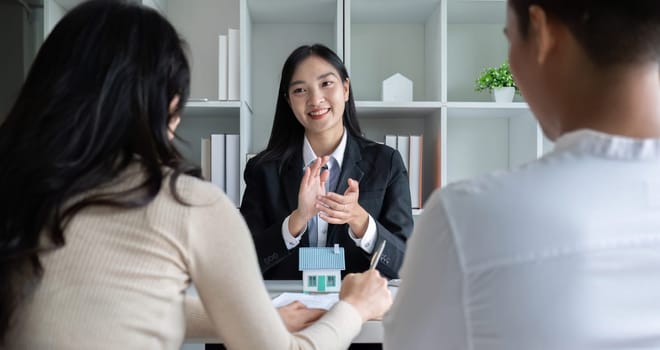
[{"left": 475, "top": 61, "right": 518, "bottom": 103}]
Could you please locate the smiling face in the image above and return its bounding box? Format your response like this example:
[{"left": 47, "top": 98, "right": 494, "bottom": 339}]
[{"left": 287, "top": 55, "right": 350, "bottom": 141}]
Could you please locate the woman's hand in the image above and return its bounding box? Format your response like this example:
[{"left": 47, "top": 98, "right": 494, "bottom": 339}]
[
  {"left": 277, "top": 301, "right": 326, "bottom": 332},
  {"left": 339, "top": 269, "right": 392, "bottom": 322},
  {"left": 288, "top": 156, "right": 329, "bottom": 236},
  {"left": 316, "top": 178, "right": 369, "bottom": 237}
]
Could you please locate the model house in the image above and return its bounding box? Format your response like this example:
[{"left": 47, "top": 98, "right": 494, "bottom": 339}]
[{"left": 299, "top": 244, "right": 345, "bottom": 293}]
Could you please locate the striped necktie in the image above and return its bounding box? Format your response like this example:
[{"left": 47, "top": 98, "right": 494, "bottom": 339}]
[{"left": 308, "top": 158, "right": 339, "bottom": 247}]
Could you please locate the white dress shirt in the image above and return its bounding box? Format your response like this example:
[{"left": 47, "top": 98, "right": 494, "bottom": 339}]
[
  {"left": 385, "top": 129, "right": 660, "bottom": 350},
  {"left": 282, "top": 129, "right": 376, "bottom": 252}
]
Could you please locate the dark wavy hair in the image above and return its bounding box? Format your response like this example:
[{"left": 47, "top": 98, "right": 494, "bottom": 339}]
[
  {"left": 256, "top": 44, "right": 366, "bottom": 169},
  {"left": 0, "top": 0, "right": 195, "bottom": 342},
  {"left": 509, "top": 0, "right": 660, "bottom": 66}
]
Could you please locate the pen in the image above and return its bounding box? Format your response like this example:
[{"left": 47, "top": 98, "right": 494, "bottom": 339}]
[{"left": 369, "top": 240, "right": 387, "bottom": 270}]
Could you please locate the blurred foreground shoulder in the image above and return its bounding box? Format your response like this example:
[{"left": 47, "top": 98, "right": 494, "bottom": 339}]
[{"left": 166, "top": 171, "right": 227, "bottom": 207}]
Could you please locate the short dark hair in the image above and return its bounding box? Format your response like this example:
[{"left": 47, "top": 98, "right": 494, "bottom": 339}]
[
  {"left": 256, "top": 44, "right": 365, "bottom": 169},
  {"left": 509, "top": 0, "right": 660, "bottom": 66},
  {"left": 0, "top": 0, "right": 193, "bottom": 342}
]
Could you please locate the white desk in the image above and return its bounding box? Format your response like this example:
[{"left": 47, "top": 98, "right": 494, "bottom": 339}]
[
  {"left": 185, "top": 280, "right": 389, "bottom": 345},
  {"left": 266, "top": 280, "right": 385, "bottom": 343}
]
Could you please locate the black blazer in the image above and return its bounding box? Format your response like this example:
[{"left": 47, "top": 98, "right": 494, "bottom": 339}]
[{"left": 240, "top": 134, "right": 413, "bottom": 279}]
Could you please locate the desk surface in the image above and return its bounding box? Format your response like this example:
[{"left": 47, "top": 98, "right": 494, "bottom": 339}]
[
  {"left": 267, "top": 280, "right": 385, "bottom": 343},
  {"left": 186, "top": 280, "right": 387, "bottom": 344}
]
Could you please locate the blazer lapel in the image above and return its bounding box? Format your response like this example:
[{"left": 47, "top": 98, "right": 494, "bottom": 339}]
[
  {"left": 327, "top": 134, "right": 366, "bottom": 246},
  {"left": 281, "top": 150, "right": 310, "bottom": 246},
  {"left": 335, "top": 134, "right": 365, "bottom": 194},
  {"left": 281, "top": 150, "right": 304, "bottom": 216}
]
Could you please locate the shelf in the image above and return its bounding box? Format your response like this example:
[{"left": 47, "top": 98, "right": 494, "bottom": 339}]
[
  {"left": 248, "top": 0, "right": 337, "bottom": 23},
  {"left": 356, "top": 101, "right": 443, "bottom": 118},
  {"left": 186, "top": 100, "right": 241, "bottom": 108},
  {"left": 447, "top": 101, "right": 528, "bottom": 108},
  {"left": 446, "top": 0, "right": 509, "bottom": 102},
  {"left": 447, "top": 0, "right": 507, "bottom": 24},
  {"left": 183, "top": 101, "right": 241, "bottom": 119},
  {"left": 166, "top": 0, "right": 240, "bottom": 102},
  {"left": 347, "top": 0, "right": 442, "bottom": 101},
  {"left": 446, "top": 21, "right": 510, "bottom": 101},
  {"left": 446, "top": 101, "right": 531, "bottom": 118},
  {"left": 446, "top": 101, "right": 538, "bottom": 184}
]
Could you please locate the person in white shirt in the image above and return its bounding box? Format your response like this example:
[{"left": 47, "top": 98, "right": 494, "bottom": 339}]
[{"left": 384, "top": 1, "right": 660, "bottom": 349}]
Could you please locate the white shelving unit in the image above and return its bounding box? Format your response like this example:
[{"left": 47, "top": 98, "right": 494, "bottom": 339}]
[
  {"left": 162, "top": 0, "right": 247, "bottom": 195},
  {"left": 39, "top": 0, "right": 553, "bottom": 210},
  {"left": 346, "top": 0, "right": 443, "bottom": 202}
]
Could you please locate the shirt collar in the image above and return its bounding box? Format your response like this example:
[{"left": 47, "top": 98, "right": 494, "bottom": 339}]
[
  {"left": 302, "top": 128, "right": 347, "bottom": 170},
  {"left": 553, "top": 128, "right": 660, "bottom": 160}
]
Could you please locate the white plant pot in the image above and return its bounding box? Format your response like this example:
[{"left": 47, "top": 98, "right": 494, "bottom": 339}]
[{"left": 492, "top": 87, "right": 515, "bottom": 103}]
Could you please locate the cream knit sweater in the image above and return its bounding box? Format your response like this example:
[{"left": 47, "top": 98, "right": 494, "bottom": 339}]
[{"left": 5, "top": 166, "right": 361, "bottom": 349}]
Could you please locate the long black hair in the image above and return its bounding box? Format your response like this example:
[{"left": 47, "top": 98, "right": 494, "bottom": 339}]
[
  {"left": 509, "top": 0, "right": 660, "bottom": 66},
  {"left": 257, "top": 44, "right": 366, "bottom": 169},
  {"left": 0, "top": 0, "right": 194, "bottom": 341}
]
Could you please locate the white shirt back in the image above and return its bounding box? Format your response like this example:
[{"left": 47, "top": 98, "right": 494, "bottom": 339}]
[{"left": 385, "top": 129, "right": 660, "bottom": 350}]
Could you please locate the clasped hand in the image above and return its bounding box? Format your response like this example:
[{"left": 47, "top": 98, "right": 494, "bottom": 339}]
[
  {"left": 316, "top": 178, "right": 369, "bottom": 237},
  {"left": 296, "top": 156, "right": 330, "bottom": 221},
  {"left": 291, "top": 156, "right": 369, "bottom": 237}
]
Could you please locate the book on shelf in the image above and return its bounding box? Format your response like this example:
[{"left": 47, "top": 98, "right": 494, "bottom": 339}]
[
  {"left": 204, "top": 133, "right": 242, "bottom": 207},
  {"left": 396, "top": 135, "right": 410, "bottom": 172},
  {"left": 201, "top": 138, "right": 211, "bottom": 180},
  {"left": 384, "top": 134, "right": 397, "bottom": 150},
  {"left": 225, "top": 134, "right": 240, "bottom": 207},
  {"left": 385, "top": 134, "right": 423, "bottom": 209},
  {"left": 227, "top": 28, "right": 240, "bottom": 101},
  {"left": 408, "top": 135, "right": 423, "bottom": 209},
  {"left": 218, "top": 34, "right": 228, "bottom": 100},
  {"left": 210, "top": 134, "right": 226, "bottom": 191}
]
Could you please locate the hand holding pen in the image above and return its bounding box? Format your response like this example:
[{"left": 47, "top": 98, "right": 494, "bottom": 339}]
[
  {"left": 369, "top": 240, "right": 387, "bottom": 270},
  {"left": 337, "top": 240, "right": 392, "bottom": 321},
  {"left": 369, "top": 241, "right": 401, "bottom": 286}
]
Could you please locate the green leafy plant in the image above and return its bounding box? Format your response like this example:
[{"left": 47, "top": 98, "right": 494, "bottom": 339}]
[{"left": 474, "top": 61, "right": 518, "bottom": 93}]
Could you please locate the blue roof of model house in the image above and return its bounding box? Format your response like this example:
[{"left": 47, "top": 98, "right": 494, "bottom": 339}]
[{"left": 299, "top": 246, "right": 346, "bottom": 271}]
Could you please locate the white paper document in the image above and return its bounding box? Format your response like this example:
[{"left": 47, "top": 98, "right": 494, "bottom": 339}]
[{"left": 272, "top": 292, "right": 339, "bottom": 310}]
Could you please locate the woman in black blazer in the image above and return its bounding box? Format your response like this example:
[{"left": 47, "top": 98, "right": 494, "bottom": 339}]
[{"left": 240, "top": 44, "right": 413, "bottom": 280}]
